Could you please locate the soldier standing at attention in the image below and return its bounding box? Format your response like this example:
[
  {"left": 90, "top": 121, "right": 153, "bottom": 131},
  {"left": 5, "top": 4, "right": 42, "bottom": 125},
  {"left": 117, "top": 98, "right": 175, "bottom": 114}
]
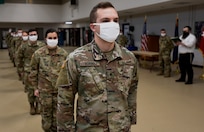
[
  {"left": 116, "top": 30, "right": 128, "bottom": 47},
  {"left": 56, "top": 2, "right": 138, "bottom": 132},
  {"left": 17, "top": 29, "right": 45, "bottom": 115},
  {"left": 6, "top": 29, "right": 13, "bottom": 60},
  {"left": 157, "top": 28, "right": 174, "bottom": 77},
  {"left": 16, "top": 31, "right": 29, "bottom": 82},
  {"left": 10, "top": 31, "right": 20, "bottom": 67},
  {"left": 29, "top": 29, "right": 68, "bottom": 132}
]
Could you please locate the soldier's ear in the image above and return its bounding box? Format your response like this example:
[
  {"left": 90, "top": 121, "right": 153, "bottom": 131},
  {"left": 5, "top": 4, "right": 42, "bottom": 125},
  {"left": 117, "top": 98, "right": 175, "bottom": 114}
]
[{"left": 90, "top": 23, "right": 96, "bottom": 32}]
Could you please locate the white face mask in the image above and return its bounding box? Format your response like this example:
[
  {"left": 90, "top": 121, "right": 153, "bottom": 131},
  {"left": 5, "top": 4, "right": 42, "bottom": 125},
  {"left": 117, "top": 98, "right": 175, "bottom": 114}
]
[
  {"left": 18, "top": 33, "right": 22, "bottom": 37},
  {"left": 22, "top": 36, "right": 28, "bottom": 41},
  {"left": 14, "top": 34, "right": 18, "bottom": 37},
  {"left": 161, "top": 33, "right": 166, "bottom": 37},
  {"left": 46, "top": 39, "right": 58, "bottom": 47},
  {"left": 93, "top": 22, "right": 120, "bottom": 43},
  {"left": 29, "top": 35, "right": 38, "bottom": 41}
]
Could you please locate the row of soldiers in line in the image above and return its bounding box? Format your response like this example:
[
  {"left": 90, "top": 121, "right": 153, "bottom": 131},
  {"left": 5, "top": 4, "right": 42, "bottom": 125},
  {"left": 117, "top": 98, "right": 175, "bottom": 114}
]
[{"left": 5, "top": 28, "right": 68, "bottom": 131}]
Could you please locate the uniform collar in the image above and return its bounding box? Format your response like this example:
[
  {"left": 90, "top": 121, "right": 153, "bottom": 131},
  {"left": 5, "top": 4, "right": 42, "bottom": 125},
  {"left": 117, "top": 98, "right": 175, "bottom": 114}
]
[
  {"left": 91, "top": 40, "right": 123, "bottom": 61},
  {"left": 28, "top": 41, "right": 38, "bottom": 46},
  {"left": 45, "top": 46, "right": 61, "bottom": 55}
]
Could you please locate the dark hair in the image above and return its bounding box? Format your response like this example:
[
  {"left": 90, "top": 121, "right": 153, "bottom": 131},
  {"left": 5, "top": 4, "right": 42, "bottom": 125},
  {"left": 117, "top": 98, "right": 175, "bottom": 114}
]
[
  {"left": 45, "top": 28, "right": 58, "bottom": 38},
  {"left": 160, "top": 28, "right": 166, "bottom": 31},
  {"left": 89, "top": 2, "right": 115, "bottom": 23},
  {"left": 22, "top": 31, "right": 28, "bottom": 34},
  {"left": 183, "top": 26, "right": 192, "bottom": 31},
  {"left": 17, "top": 29, "right": 23, "bottom": 31},
  {"left": 28, "top": 28, "right": 37, "bottom": 33}
]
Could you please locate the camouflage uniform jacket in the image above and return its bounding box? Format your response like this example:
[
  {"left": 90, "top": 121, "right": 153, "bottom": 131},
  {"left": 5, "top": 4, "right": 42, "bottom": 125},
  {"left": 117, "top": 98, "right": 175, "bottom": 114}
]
[
  {"left": 29, "top": 46, "right": 68, "bottom": 93},
  {"left": 57, "top": 41, "right": 138, "bottom": 132},
  {"left": 116, "top": 35, "right": 128, "bottom": 47},
  {"left": 7, "top": 35, "right": 13, "bottom": 49},
  {"left": 5, "top": 33, "right": 12, "bottom": 47},
  {"left": 159, "top": 35, "right": 174, "bottom": 55},
  {"left": 17, "top": 41, "right": 45, "bottom": 73},
  {"left": 10, "top": 37, "right": 19, "bottom": 54},
  {"left": 15, "top": 38, "right": 23, "bottom": 53}
]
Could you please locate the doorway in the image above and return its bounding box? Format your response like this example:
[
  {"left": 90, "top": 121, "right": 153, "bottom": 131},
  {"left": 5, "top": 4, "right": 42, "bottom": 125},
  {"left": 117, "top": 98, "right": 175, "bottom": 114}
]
[{"left": 0, "top": 28, "right": 15, "bottom": 49}]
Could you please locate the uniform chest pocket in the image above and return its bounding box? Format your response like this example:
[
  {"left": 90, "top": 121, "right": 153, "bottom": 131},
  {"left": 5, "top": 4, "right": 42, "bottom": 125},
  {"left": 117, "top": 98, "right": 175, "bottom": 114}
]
[
  {"left": 39, "top": 57, "right": 51, "bottom": 74},
  {"left": 118, "top": 60, "right": 135, "bottom": 95},
  {"left": 79, "top": 61, "right": 105, "bottom": 97}
]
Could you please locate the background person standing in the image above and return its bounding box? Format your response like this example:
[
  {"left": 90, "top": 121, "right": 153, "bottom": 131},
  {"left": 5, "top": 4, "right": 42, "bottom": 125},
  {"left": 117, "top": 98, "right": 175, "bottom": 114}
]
[
  {"left": 175, "top": 26, "right": 197, "bottom": 84},
  {"left": 157, "top": 28, "right": 174, "bottom": 77}
]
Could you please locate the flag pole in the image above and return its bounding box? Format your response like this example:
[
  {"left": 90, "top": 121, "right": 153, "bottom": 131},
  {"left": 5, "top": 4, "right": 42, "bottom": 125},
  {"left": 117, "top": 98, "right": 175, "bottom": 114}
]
[{"left": 173, "top": 13, "right": 180, "bottom": 74}]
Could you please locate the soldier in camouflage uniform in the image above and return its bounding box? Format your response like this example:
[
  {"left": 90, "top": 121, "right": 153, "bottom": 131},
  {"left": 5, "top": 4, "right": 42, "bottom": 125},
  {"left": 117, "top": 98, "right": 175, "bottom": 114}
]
[
  {"left": 17, "top": 29, "right": 45, "bottom": 115},
  {"left": 56, "top": 2, "right": 138, "bottom": 132},
  {"left": 29, "top": 29, "right": 68, "bottom": 132},
  {"left": 6, "top": 31, "right": 14, "bottom": 60},
  {"left": 16, "top": 31, "right": 29, "bottom": 81},
  {"left": 5, "top": 30, "right": 13, "bottom": 59},
  {"left": 158, "top": 29, "right": 174, "bottom": 77},
  {"left": 10, "top": 31, "right": 20, "bottom": 67},
  {"left": 116, "top": 31, "right": 128, "bottom": 47}
]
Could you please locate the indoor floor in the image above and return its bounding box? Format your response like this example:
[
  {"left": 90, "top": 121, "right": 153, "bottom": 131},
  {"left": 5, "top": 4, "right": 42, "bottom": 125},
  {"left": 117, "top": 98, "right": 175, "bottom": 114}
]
[{"left": 0, "top": 47, "right": 204, "bottom": 132}]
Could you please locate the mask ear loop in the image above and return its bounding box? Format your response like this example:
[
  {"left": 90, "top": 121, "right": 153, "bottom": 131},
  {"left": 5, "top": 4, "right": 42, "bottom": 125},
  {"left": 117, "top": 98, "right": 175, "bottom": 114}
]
[
  {"left": 92, "top": 23, "right": 100, "bottom": 26},
  {"left": 92, "top": 23, "right": 101, "bottom": 36}
]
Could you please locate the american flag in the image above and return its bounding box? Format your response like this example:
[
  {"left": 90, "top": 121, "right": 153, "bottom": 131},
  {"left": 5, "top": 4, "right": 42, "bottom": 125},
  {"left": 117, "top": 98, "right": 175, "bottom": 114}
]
[
  {"left": 199, "top": 29, "right": 204, "bottom": 57},
  {"left": 141, "top": 16, "right": 148, "bottom": 51}
]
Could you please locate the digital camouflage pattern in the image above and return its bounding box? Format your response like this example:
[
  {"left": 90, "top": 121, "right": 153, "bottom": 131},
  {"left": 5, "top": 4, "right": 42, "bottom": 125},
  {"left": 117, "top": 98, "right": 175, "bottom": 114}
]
[
  {"left": 6, "top": 34, "right": 14, "bottom": 61},
  {"left": 10, "top": 36, "right": 19, "bottom": 66},
  {"left": 18, "top": 41, "right": 45, "bottom": 73},
  {"left": 29, "top": 46, "right": 68, "bottom": 131},
  {"left": 57, "top": 41, "right": 138, "bottom": 132},
  {"left": 14, "top": 37, "right": 23, "bottom": 63},
  {"left": 116, "top": 34, "right": 128, "bottom": 47},
  {"left": 158, "top": 35, "right": 174, "bottom": 76},
  {"left": 16, "top": 40, "right": 28, "bottom": 81}
]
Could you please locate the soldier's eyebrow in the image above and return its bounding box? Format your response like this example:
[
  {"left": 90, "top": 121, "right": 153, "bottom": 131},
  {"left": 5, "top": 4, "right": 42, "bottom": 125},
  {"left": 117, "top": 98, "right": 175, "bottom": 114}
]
[
  {"left": 29, "top": 34, "right": 37, "bottom": 36},
  {"left": 48, "top": 37, "right": 58, "bottom": 39},
  {"left": 100, "top": 17, "right": 119, "bottom": 23}
]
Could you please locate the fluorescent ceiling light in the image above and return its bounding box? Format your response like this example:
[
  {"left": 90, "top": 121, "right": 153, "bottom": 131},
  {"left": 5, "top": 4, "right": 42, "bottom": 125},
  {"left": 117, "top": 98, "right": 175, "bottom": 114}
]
[{"left": 65, "top": 21, "right": 72, "bottom": 24}]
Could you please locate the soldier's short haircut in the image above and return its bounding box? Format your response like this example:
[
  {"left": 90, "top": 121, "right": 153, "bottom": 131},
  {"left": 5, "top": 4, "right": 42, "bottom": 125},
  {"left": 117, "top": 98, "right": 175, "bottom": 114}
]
[
  {"left": 45, "top": 28, "right": 58, "bottom": 38},
  {"left": 28, "top": 28, "right": 37, "bottom": 34},
  {"left": 160, "top": 28, "right": 166, "bottom": 31},
  {"left": 17, "top": 29, "right": 23, "bottom": 31},
  {"left": 89, "top": 2, "right": 115, "bottom": 23},
  {"left": 22, "top": 31, "right": 28, "bottom": 34}
]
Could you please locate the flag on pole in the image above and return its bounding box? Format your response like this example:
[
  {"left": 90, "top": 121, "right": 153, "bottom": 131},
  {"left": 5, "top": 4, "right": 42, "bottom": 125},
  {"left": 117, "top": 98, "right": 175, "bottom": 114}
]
[
  {"left": 172, "top": 14, "right": 179, "bottom": 63},
  {"left": 199, "top": 30, "right": 204, "bottom": 57},
  {"left": 141, "top": 16, "right": 148, "bottom": 51}
]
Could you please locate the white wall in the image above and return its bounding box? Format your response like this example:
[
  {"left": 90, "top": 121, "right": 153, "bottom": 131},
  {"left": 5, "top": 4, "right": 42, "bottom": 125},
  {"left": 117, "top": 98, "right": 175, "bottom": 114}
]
[
  {"left": 0, "top": 3, "right": 62, "bottom": 23},
  {"left": 65, "top": 0, "right": 171, "bottom": 22}
]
